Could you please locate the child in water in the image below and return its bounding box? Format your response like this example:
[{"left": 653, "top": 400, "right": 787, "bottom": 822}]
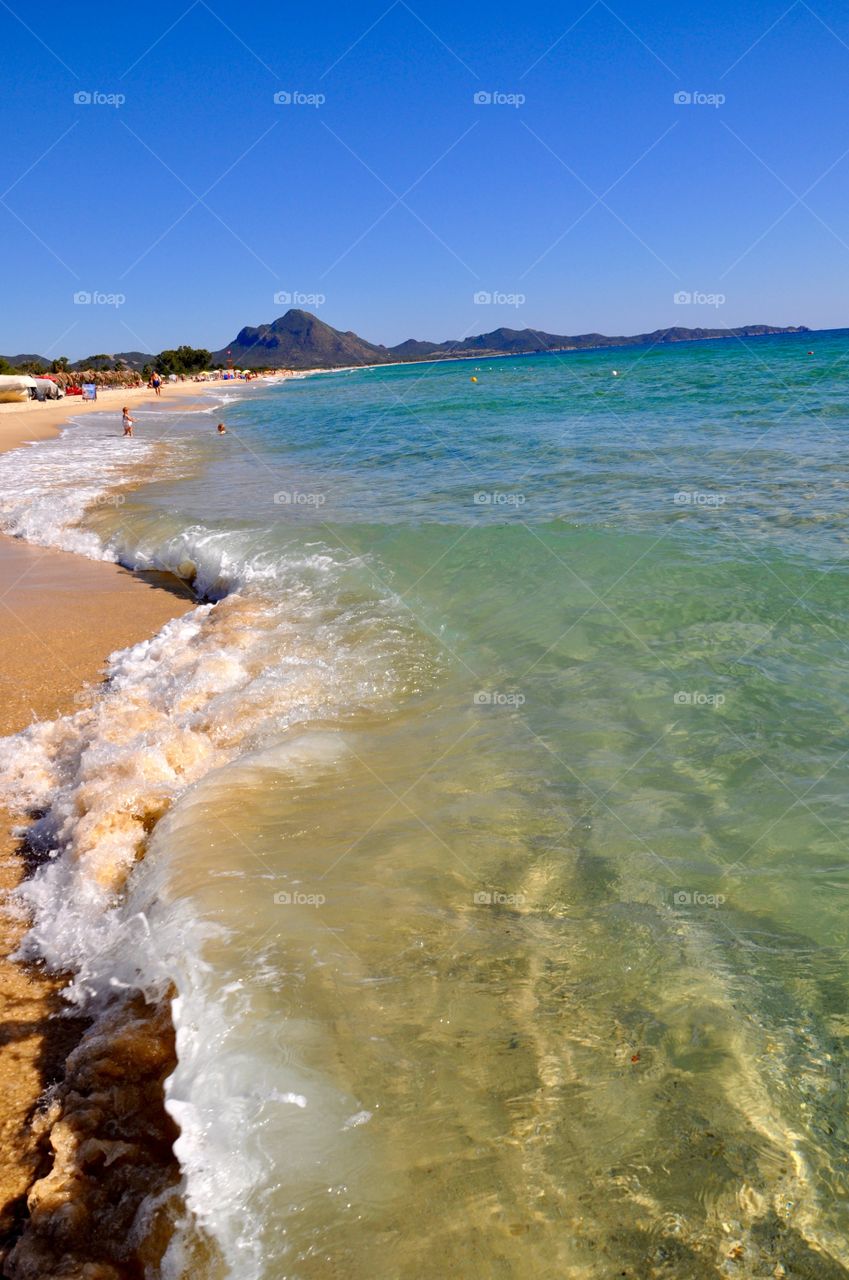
[
  {"left": 217, "top": 422, "right": 227, "bottom": 434},
  {"left": 122, "top": 407, "right": 135, "bottom": 436}
]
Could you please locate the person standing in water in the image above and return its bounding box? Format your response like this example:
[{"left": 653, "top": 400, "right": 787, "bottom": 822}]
[
  {"left": 122, "top": 407, "right": 135, "bottom": 437},
  {"left": 217, "top": 422, "right": 227, "bottom": 434},
  {"left": 151, "top": 371, "right": 162, "bottom": 397}
]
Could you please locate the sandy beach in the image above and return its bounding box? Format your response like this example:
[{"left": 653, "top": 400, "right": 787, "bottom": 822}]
[
  {"left": 0, "top": 387, "right": 201, "bottom": 1269},
  {"left": 0, "top": 379, "right": 209, "bottom": 451}
]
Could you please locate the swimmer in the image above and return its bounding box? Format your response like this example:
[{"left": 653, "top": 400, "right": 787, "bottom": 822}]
[{"left": 217, "top": 422, "right": 227, "bottom": 434}]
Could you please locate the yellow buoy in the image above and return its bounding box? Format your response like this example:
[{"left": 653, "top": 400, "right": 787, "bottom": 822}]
[{"left": 470, "top": 376, "right": 478, "bottom": 383}]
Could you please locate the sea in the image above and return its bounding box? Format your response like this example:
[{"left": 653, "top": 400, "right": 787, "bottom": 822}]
[{"left": 1, "top": 329, "right": 849, "bottom": 1279}]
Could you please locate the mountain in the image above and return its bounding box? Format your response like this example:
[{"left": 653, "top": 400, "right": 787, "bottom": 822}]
[
  {"left": 70, "top": 351, "right": 152, "bottom": 371},
  {"left": 3, "top": 319, "right": 811, "bottom": 376},
  {"left": 387, "top": 324, "right": 809, "bottom": 361},
  {"left": 212, "top": 310, "right": 392, "bottom": 370},
  {"left": 0, "top": 353, "right": 50, "bottom": 371},
  {"left": 108, "top": 350, "right": 152, "bottom": 371},
  {"left": 213, "top": 312, "right": 809, "bottom": 369},
  {"left": 0, "top": 351, "right": 152, "bottom": 373}
]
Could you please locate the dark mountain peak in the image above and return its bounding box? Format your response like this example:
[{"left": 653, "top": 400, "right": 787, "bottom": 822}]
[
  {"left": 208, "top": 313, "right": 812, "bottom": 371},
  {"left": 269, "top": 309, "right": 320, "bottom": 333},
  {"left": 214, "top": 310, "right": 392, "bottom": 370}
]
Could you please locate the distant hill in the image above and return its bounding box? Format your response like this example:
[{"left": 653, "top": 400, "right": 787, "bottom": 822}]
[
  {"left": 0, "top": 353, "right": 50, "bottom": 371},
  {"left": 70, "top": 351, "right": 152, "bottom": 372},
  {"left": 0, "top": 351, "right": 152, "bottom": 373},
  {"left": 381, "top": 323, "right": 809, "bottom": 361},
  {"left": 214, "top": 312, "right": 810, "bottom": 369},
  {"left": 4, "top": 318, "right": 810, "bottom": 375},
  {"left": 212, "top": 310, "right": 393, "bottom": 370}
]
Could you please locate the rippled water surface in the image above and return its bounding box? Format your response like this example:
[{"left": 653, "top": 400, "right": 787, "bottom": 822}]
[{"left": 2, "top": 332, "right": 849, "bottom": 1278}]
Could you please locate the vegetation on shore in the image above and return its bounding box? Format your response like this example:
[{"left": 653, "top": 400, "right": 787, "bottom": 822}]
[
  {"left": 0, "top": 346, "right": 213, "bottom": 389},
  {"left": 2, "top": 310, "right": 811, "bottom": 378}
]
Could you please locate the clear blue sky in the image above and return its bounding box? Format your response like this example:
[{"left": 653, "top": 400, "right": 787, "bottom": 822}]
[{"left": 3, "top": 0, "right": 849, "bottom": 358}]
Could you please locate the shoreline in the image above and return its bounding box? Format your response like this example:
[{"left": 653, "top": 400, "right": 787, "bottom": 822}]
[
  {"left": 0, "top": 379, "right": 214, "bottom": 453},
  {"left": 223, "top": 325, "right": 816, "bottom": 379},
  {"left": 0, "top": 396, "right": 203, "bottom": 1271}
]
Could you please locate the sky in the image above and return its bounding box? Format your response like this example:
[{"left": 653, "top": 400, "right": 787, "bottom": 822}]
[{"left": 2, "top": 0, "right": 849, "bottom": 359}]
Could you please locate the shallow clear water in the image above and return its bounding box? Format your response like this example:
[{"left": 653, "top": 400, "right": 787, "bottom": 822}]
[{"left": 2, "top": 333, "right": 849, "bottom": 1278}]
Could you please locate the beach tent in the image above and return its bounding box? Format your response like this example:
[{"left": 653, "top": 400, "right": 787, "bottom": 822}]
[
  {"left": 0, "top": 374, "right": 38, "bottom": 404},
  {"left": 32, "top": 377, "right": 63, "bottom": 400}
]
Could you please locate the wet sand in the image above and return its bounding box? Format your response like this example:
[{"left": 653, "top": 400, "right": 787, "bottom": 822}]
[
  {"left": 0, "top": 379, "right": 208, "bottom": 453},
  {"left": 0, "top": 403, "right": 198, "bottom": 1268}
]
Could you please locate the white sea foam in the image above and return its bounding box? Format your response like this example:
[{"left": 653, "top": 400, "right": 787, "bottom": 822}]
[
  {"left": 0, "top": 417, "right": 424, "bottom": 1277},
  {"left": 0, "top": 411, "right": 197, "bottom": 557}
]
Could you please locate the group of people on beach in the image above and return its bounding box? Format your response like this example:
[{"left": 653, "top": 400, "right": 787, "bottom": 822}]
[{"left": 122, "top": 406, "right": 226, "bottom": 438}]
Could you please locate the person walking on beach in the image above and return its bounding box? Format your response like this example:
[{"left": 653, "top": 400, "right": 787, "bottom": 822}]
[
  {"left": 122, "top": 407, "right": 135, "bottom": 437},
  {"left": 217, "top": 422, "right": 227, "bottom": 434},
  {"left": 150, "top": 371, "right": 162, "bottom": 397}
]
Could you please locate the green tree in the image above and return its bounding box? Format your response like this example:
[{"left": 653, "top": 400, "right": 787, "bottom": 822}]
[
  {"left": 51, "top": 356, "right": 70, "bottom": 373},
  {"left": 155, "top": 346, "right": 211, "bottom": 376}
]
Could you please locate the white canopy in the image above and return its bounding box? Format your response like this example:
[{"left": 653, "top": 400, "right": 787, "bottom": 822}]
[{"left": 0, "top": 374, "right": 38, "bottom": 403}]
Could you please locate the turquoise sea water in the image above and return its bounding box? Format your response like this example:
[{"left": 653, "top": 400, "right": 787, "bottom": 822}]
[{"left": 2, "top": 330, "right": 849, "bottom": 1277}]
